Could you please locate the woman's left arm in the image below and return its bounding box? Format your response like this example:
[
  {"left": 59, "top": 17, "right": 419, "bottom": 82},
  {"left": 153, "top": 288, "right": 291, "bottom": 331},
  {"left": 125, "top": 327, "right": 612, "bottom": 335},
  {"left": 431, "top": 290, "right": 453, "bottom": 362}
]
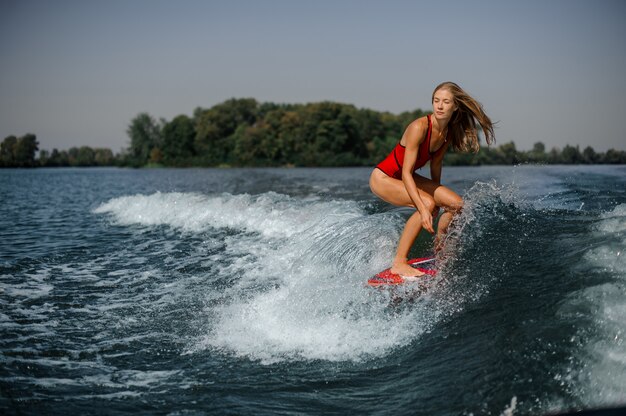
[
  {"left": 430, "top": 142, "right": 449, "bottom": 185},
  {"left": 429, "top": 144, "right": 449, "bottom": 217}
]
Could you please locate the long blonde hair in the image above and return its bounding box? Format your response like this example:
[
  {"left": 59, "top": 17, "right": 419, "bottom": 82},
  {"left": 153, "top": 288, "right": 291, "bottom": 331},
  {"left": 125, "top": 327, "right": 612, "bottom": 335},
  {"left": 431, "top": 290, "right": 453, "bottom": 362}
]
[{"left": 432, "top": 82, "right": 495, "bottom": 152}]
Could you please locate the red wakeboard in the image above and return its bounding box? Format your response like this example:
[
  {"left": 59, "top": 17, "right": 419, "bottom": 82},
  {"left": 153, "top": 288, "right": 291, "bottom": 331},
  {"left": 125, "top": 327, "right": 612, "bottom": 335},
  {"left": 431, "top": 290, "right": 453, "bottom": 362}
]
[{"left": 367, "top": 257, "right": 437, "bottom": 287}]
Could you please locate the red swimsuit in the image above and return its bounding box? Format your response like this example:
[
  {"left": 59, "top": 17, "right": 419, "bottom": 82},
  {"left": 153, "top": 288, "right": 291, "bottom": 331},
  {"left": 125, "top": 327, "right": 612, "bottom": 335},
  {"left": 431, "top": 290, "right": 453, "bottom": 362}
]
[{"left": 375, "top": 115, "right": 446, "bottom": 179}]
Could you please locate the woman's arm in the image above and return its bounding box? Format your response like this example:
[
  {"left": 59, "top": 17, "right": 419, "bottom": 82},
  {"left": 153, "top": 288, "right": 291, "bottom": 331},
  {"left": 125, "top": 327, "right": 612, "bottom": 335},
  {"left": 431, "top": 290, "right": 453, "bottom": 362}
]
[
  {"left": 401, "top": 119, "right": 435, "bottom": 234},
  {"left": 429, "top": 142, "right": 448, "bottom": 185},
  {"left": 428, "top": 142, "right": 449, "bottom": 220}
]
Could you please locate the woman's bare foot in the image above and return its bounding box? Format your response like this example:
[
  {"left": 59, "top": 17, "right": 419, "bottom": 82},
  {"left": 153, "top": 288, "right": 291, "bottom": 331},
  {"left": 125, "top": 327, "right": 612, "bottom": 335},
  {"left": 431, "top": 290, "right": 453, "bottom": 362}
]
[{"left": 390, "top": 261, "right": 425, "bottom": 277}]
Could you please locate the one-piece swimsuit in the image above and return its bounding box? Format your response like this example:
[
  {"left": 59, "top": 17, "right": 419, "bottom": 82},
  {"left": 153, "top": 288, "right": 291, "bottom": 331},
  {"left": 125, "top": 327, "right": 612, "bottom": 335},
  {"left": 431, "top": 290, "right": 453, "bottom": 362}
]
[{"left": 375, "top": 114, "right": 447, "bottom": 179}]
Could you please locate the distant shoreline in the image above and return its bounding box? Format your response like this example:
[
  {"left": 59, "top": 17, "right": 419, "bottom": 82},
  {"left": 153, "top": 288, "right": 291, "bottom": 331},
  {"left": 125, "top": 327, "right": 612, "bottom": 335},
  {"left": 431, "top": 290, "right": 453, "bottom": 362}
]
[
  {"left": 3, "top": 99, "right": 626, "bottom": 168},
  {"left": 2, "top": 162, "right": 625, "bottom": 170}
]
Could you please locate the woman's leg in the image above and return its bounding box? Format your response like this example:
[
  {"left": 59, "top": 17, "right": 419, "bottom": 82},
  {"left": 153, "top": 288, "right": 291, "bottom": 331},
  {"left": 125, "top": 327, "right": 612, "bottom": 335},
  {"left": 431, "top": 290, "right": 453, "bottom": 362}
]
[
  {"left": 399, "top": 173, "right": 463, "bottom": 247},
  {"left": 431, "top": 184, "right": 463, "bottom": 253},
  {"left": 391, "top": 202, "right": 436, "bottom": 276},
  {"left": 370, "top": 169, "right": 436, "bottom": 276},
  {"left": 370, "top": 168, "right": 465, "bottom": 265}
]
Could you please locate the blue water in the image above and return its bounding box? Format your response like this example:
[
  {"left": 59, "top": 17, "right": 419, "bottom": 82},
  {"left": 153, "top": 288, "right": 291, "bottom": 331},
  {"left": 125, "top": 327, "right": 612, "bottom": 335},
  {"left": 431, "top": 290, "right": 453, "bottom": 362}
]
[{"left": 1, "top": 165, "right": 625, "bottom": 415}]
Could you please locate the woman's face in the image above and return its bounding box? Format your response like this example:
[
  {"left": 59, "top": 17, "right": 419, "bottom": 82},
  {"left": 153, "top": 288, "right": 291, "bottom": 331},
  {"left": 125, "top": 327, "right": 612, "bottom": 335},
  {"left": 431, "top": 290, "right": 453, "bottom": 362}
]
[{"left": 432, "top": 88, "right": 457, "bottom": 121}]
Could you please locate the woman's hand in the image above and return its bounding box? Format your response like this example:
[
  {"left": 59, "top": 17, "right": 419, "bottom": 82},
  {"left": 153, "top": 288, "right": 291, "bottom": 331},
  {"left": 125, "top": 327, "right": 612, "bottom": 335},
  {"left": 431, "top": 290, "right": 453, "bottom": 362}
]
[{"left": 420, "top": 210, "right": 435, "bottom": 234}]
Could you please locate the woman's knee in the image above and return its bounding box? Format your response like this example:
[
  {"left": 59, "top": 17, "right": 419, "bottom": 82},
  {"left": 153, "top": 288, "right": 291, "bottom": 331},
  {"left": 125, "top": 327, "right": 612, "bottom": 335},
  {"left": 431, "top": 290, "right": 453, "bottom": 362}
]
[
  {"left": 423, "top": 196, "right": 437, "bottom": 213},
  {"left": 449, "top": 195, "right": 463, "bottom": 213},
  {"left": 438, "top": 191, "right": 463, "bottom": 214}
]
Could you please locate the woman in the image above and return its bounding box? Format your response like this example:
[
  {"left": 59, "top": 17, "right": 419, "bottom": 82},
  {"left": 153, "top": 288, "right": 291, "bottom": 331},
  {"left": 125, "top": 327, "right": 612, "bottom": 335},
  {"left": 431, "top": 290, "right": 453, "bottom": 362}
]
[{"left": 369, "top": 82, "right": 495, "bottom": 277}]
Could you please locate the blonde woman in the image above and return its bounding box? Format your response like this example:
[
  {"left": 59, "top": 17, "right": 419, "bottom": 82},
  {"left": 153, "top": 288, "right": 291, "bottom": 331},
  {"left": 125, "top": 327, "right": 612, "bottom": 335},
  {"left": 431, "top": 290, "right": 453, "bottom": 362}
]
[{"left": 370, "top": 82, "right": 495, "bottom": 277}]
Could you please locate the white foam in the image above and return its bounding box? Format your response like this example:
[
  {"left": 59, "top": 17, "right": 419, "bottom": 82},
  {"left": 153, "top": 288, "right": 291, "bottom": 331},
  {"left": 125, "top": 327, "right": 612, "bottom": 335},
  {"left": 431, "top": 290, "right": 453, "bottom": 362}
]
[
  {"left": 114, "top": 190, "right": 431, "bottom": 362},
  {"left": 95, "top": 190, "right": 480, "bottom": 364},
  {"left": 94, "top": 191, "right": 363, "bottom": 238},
  {"left": 34, "top": 372, "right": 155, "bottom": 397},
  {"left": 194, "top": 205, "right": 423, "bottom": 363},
  {"left": 2, "top": 268, "right": 54, "bottom": 300},
  {"left": 597, "top": 203, "right": 626, "bottom": 234},
  {"left": 113, "top": 370, "right": 182, "bottom": 387},
  {"left": 586, "top": 204, "right": 626, "bottom": 276},
  {"left": 568, "top": 283, "right": 626, "bottom": 406},
  {"left": 501, "top": 396, "right": 518, "bottom": 416},
  {"left": 201, "top": 284, "right": 433, "bottom": 363},
  {"left": 562, "top": 204, "right": 626, "bottom": 406}
]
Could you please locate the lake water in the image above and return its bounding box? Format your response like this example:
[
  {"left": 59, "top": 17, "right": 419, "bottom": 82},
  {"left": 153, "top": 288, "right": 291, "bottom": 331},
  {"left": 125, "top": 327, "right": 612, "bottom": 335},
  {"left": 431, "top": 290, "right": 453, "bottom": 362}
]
[{"left": 1, "top": 165, "right": 625, "bottom": 415}]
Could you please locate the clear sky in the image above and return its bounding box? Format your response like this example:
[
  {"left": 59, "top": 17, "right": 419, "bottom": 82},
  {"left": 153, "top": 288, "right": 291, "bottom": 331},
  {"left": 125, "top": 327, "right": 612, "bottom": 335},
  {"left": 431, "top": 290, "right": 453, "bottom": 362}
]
[{"left": 1, "top": 0, "right": 625, "bottom": 153}]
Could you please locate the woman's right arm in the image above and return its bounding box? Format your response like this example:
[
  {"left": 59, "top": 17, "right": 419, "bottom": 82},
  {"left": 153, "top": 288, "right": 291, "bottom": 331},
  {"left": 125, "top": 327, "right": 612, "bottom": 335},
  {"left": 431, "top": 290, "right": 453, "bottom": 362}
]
[{"left": 401, "top": 120, "right": 435, "bottom": 234}]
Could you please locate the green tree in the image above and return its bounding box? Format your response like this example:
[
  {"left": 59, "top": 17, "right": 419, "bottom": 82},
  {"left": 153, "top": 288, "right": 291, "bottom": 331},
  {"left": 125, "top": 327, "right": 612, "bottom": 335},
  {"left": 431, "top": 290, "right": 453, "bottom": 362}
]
[
  {"left": 67, "top": 147, "right": 79, "bottom": 166},
  {"left": 527, "top": 142, "right": 547, "bottom": 163},
  {"left": 127, "top": 113, "right": 162, "bottom": 166},
  {"left": 561, "top": 144, "right": 583, "bottom": 164},
  {"left": 76, "top": 146, "right": 95, "bottom": 166},
  {"left": 149, "top": 147, "right": 163, "bottom": 165},
  {"left": 547, "top": 147, "right": 560, "bottom": 164},
  {"left": 161, "top": 114, "right": 196, "bottom": 164},
  {"left": 603, "top": 148, "right": 626, "bottom": 164},
  {"left": 496, "top": 142, "right": 520, "bottom": 165},
  {"left": 50, "top": 149, "right": 69, "bottom": 166},
  {"left": 276, "top": 109, "right": 304, "bottom": 165},
  {"left": 1, "top": 135, "right": 17, "bottom": 167},
  {"left": 582, "top": 146, "right": 597, "bottom": 164},
  {"left": 194, "top": 98, "right": 258, "bottom": 165},
  {"left": 94, "top": 148, "right": 114, "bottom": 166},
  {"left": 39, "top": 149, "right": 50, "bottom": 166},
  {"left": 39, "top": 148, "right": 64, "bottom": 167},
  {"left": 232, "top": 122, "right": 276, "bottom": 166},
  {"left": 293, "top": 102, "right": 364, "bottom": 166},
  {"left": 13, "top": 134, "right": 39, "bottom": 167}
]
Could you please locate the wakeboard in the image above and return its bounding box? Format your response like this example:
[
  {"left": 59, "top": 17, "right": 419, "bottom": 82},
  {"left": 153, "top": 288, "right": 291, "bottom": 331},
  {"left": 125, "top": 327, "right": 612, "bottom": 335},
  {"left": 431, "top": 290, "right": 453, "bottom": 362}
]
[{"left": 367, "top": 257, "right": 437, "bottom": 287}]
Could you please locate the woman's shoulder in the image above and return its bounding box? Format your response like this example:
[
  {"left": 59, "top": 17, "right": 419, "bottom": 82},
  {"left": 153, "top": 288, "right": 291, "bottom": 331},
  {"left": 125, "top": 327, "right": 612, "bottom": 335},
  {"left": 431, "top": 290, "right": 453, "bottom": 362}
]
[
  {"left": 403, "top": 116, "right": 429, "bottom": 142},
  {"left": 407, "top": 115, "right": 429, "bottom": 130}
]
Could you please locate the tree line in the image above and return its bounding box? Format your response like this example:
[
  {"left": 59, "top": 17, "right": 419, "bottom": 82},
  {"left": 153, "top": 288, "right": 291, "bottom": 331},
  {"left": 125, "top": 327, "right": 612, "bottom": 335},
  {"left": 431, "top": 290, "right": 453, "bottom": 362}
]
[
  {"left": 2, "top": 98, "right": 625, "bottom": 168},
  {"left": 0, "top": 134, "right": 115, "bottom": 167}
]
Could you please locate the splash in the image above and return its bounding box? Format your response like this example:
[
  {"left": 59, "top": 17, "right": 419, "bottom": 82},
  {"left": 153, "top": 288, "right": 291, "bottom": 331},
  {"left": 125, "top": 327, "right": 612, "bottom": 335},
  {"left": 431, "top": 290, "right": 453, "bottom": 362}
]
[
  {"left": 562, "top": 203, "right": 626, "bottom": 406},
  {"left": 96, "top": 192, "right": 421, "bottom": 362},
  {"left": 95, "top": 186, "right": 525, "bottom": 364},
  {"left": 94, "top": 191, "right": 363, "bottom": 238}
]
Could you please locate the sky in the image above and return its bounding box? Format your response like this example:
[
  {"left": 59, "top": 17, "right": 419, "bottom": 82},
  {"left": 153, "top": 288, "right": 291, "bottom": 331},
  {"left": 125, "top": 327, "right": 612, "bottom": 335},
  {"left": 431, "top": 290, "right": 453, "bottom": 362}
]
[{"left": 1, "top": 0, "right": 625, "bottom": 153}]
